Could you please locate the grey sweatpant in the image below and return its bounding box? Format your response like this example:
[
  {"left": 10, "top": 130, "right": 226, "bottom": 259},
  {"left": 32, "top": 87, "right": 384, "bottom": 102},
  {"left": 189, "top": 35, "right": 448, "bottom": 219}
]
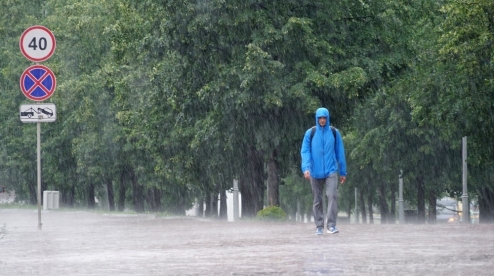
[{"left": 311, "top": 173, "right": 338, "bottom": 229}]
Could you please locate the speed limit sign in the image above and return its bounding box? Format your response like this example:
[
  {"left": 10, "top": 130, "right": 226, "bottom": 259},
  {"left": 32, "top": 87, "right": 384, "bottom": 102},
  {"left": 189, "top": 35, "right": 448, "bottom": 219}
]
[{"left": 19, "top": 26, "right": 56, "bottom": 62}]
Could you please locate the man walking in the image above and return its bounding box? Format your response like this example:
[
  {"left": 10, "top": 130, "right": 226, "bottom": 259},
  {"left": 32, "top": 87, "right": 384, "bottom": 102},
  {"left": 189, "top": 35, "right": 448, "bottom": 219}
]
[{"left": 301, "top": 107, "right": 347, "bottom": 235}]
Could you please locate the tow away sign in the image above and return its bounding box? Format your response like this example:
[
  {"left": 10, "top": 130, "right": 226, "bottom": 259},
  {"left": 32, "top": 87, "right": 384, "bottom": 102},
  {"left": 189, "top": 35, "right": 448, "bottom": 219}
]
[{"left": 20, "top": 103, "right": 56, "bottom": 123}]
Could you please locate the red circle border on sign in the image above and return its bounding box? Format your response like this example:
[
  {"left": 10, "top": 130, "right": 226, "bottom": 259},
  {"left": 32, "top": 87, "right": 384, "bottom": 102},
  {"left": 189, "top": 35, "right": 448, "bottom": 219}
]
[
  {"left": 20, "top": 65, "right": 57, "bottom": 102},
  {"left": 19, "top": 25, "right": 56, "bottom": 62}
]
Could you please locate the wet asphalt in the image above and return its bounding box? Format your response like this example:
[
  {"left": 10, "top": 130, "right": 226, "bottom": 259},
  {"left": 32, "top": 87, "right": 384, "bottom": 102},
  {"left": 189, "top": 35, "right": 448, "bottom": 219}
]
[{"left": 0, "top": 209, "right": 493, "bottom": 275}]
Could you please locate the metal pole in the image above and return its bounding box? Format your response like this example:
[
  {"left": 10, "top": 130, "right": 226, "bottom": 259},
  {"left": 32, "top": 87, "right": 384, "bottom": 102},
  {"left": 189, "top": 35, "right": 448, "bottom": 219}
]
[
  {"left": 233, "top": 179, "right": 239, "bottom": 222},
  {"left": 399, "top": 170, "right": 405, "bottom": 224},
  {"left": 462, "top": 136, "right": 469, "bottom": 224},
  {"left": 355, "top": 187, "right": 359, "bottom": 224},
  {"left": 37, "top": 122, "right": 42, "bottom": 230}
]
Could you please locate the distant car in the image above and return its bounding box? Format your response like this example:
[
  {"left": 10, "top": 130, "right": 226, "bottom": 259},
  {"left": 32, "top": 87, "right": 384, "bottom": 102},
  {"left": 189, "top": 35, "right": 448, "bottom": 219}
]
[{"left": 436, "top": 197, "right": 459, "bottom": 223}]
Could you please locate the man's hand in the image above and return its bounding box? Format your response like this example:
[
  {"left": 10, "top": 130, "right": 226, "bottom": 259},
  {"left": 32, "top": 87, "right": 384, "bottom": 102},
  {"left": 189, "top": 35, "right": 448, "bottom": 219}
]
[
  {"left": 304, "top": 171, "right": 311, "bottom": 180},
  {"left": 340, "top": 176, "right": 346, "bottom": 184}
]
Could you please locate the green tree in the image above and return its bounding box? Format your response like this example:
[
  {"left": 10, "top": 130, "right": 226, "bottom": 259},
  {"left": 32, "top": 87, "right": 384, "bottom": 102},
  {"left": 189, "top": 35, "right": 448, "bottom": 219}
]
[
  {"left": 409, "top": 0, "right": 494, "bottom": 222},
  {"left": 0, "top": 0, "right": 51, "bottom": 204}
]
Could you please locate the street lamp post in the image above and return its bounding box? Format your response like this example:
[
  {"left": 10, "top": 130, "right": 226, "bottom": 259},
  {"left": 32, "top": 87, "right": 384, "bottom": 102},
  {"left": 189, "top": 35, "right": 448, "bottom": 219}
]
[
  {"left": 462, "top": 136, "right": 469, "bottom": 224},
  {"left": 399, "top": 170, "right": 405, "bottom": 224}
]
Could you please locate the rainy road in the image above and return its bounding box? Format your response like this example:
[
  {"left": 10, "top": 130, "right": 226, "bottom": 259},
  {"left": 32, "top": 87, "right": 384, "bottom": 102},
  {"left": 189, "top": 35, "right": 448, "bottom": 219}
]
[{"left": 1, "top": 209, "right": 493, "bottom": 276}]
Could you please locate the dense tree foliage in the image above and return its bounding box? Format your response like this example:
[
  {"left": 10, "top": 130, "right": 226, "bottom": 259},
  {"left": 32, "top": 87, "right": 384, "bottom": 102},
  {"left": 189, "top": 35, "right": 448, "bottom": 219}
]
[{"left": 1, "top": 0, "right": 493, "bottom": 223}]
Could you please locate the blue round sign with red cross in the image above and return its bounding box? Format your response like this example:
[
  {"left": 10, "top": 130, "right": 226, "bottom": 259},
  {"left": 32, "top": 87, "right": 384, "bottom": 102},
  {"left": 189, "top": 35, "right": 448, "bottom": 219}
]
[{"left": 20, "top": 65, "right": 56, "bottom": 101}]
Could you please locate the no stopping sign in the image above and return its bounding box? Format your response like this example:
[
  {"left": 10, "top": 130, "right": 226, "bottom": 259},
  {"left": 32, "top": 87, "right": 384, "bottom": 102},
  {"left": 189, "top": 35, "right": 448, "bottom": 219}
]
[{"left": 20, "top": 65, "right": 56, "bottom": 101}]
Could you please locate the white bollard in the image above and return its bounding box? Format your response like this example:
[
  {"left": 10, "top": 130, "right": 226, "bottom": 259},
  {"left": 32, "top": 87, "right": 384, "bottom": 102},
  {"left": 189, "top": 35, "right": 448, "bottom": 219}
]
[
  {"left": 43, "top": 191, "right": 48, "bottom": 210},
  {"left": 53, "top": 191, "right": 59, "bottom": 209},
  {"left": 43, "top": 191, "right": 60, "bottom": 210}
]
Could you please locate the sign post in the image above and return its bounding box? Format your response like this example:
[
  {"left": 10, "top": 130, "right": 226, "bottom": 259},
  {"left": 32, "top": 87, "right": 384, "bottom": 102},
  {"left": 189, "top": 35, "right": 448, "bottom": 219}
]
[
  {"left": 37, "top": 122, "right": 41, "bottom": 229},
  {"left": 462, "top": 137, "right": 469, "bottom": 223},
  {"left": 20, "top": 26, "right": 57, "bottom": 230}
]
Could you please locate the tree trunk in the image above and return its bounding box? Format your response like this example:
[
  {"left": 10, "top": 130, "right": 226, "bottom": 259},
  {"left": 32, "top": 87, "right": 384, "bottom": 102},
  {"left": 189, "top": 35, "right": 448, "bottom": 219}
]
[
  {"left": 416, "top": 176, "right": 426, "bottom": 224},
  {"left": 359, "top": 189, "right": 367, "bottom": 224},
  {"left": 267, "top": 149, "right": 280, "bottom": 206},
  {"left": 219, "top": 188, "right": 227, "bottom": 219},
  {"left": 210, "top": 191, "right": 219, "bottom": 217},
  {"left": 130, "top": 168, "right": 145, "bottom": 213},
  {"left": 367, "top": 193, "right": 374, "bottom": 224},
  {"left": 62, "top": 182, "right": 75, "bottom": 207},
  {"left": 28, "top": 172, "right": 36, "bottom": 205},
  {"left": 87, "top": 183, "right": 96, "bottom": 209},
  {"left": 378, "top": 183, "right": 389, "bottom": 224},
  {"left": 197, "top": 197, "right": 204, "bottom": 217},
  {"left": 428, "top": 191, "right": 437, "bottom": 224},
  {"left": 169, "top": 187, "right": 187, "bottom": 215},
  {"left": 205, "top": 195, "right": 211, "bottom": 217},
  {"left": 239, "top": 145, "right": 264, "bottom": 217},
  {"left": 68, "top": 183, "right": 75, "bottom": 207},
  {"left": 63, "top": 174, "right": 76, "bottom": 207},
  {"left": 117, "top": 170, "right": 126, "bottom": 212},
  {"left": 106, "top": 178, "right": 115, "bottom": 211},
  {"left": 146, "top": 186, "right": 162, "bottom": 212},
  {"left": 154, "top": 187, "right": 163, "bottom": 212},
  {"left": 205, "top": 191, "right": 218, "bottom": 217},
  {"left": 479, "top": 187, "right": 494, "bottom": 223}
]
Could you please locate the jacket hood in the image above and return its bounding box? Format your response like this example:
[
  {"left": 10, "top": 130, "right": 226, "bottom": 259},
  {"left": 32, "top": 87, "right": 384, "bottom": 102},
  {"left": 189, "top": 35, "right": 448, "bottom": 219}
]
[{"left": 315, "top": 107, "right": 330, "bottom": 128}]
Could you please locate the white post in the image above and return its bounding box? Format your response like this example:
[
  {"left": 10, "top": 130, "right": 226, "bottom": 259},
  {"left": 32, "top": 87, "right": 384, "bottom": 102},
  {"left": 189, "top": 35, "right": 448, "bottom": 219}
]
[
  {"left": 355, "top": 187, "right": 359, "bottom": 224},
  {"left": 37, "top": 122, "right": 42, "bottom": 230},
  {"left": 399, "top": 170, "right": 405, "bottom": 224},
  {"left": 43, "top": 191, "right": 60, "bottom": 210},
  {"left": 53, "top": 191, "right": 59, "bottom": 209},
  {"left": 102, "top": 184, "right": 110, "bottom": 211},
  {"left": 233, "top": 179, "right": 239, "bottom": 222},
  {"left": 43, "top": 190, "right": 48, "bottom": 210},
  {"left": 47, "top": 191, "right": 52, "bottom": 209},
  {"left": 462, "top": 136, "right": 469, "bottom": 224}
]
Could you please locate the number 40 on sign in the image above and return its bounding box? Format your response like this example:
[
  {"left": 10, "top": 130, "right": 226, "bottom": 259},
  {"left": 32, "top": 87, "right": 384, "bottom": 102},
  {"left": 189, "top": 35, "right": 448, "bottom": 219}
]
[{"left": 19, "top": 26, "right": 56, "bottom": 63}]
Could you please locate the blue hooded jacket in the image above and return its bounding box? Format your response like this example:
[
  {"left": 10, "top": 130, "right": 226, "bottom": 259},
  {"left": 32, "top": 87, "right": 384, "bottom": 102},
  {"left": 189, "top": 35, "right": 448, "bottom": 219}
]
[{"left": 300, "top": 107, "right": 347, "bottom": 179}]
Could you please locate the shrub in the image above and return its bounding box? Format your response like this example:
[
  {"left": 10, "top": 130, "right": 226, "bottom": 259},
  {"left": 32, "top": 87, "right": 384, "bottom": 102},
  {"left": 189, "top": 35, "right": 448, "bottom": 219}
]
[{"left": 256, "top": 206, "right": 288, "bottom": 221}]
